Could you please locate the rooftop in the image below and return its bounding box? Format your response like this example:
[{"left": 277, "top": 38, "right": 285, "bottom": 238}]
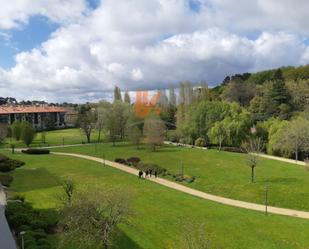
[{"left": 0, "top": 105, "right": 67, "bottom": 115}]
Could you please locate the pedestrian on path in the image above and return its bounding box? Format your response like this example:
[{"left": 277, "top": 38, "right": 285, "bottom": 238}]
[
  {"left": 145, "top": 170, "right": 149, "bottom": 178},
  {"left": 149, "top": 169, "right": 152, "bottom": 177},
  {"left": 154, "top": 171, "right": 157, "bottom": 178},
  {"left": 138, "top": 171, "right": 143, "bottom": 179}
]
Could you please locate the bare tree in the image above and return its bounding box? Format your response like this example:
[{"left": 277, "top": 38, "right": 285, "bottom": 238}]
[
  {"left": 60, "top": 188, "right": 131, "bottom": 249},
  {"left": 169, "top": 221, "right": 214, "bottom": 249},
  {"left": 143, "top": 114, "right": 165, "bottom": 151},
  {"left": 243, "top": 138, "right": 264, "bottom": 183}
]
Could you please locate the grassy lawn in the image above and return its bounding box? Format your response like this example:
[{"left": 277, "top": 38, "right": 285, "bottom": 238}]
[
  {"left": 1, "top": 128, "right": 104, "bottom": 148},
  {"left": 2, "top": 151, "right": 309, "bottom": 249},
  {"left": 51, "top": 142, "right": 309, "bottom": 211}
]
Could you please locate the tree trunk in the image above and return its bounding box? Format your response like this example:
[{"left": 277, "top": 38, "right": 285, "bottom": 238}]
[
  {"left": 97, "top": 128, "right": 101, "bottom": 143},
  {"left": 251, "top": 167, "right": 254, "bottom": 183},
  {"left": 219, "top": 140, "right": 222, "bottom": 151}
]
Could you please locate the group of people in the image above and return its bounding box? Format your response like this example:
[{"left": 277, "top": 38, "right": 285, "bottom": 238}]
[{"left": 138, "top": 169, "right": 158, "bottom": 179}]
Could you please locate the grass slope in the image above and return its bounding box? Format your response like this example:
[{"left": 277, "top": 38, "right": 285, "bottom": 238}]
[
  {"left": 51, "top": 143, "right": 309, "bottom": 211},
  {"left": 3, "top": 151, "right": 309, "bottom": 249}
]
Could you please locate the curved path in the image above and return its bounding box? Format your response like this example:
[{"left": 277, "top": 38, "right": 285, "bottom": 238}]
[{"left": 52, "top": 152, "right": 309, "bottom": 220}]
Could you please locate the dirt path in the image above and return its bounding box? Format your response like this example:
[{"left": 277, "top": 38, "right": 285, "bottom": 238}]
[{"left": 52, "top": 152, "right": 309, "bottom": 220}]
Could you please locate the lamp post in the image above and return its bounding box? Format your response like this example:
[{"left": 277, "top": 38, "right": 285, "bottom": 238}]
[
  {"left": 265, "top": 185, "right": 269, "bottom": 216},
  {"left": 181, "top": 160, "right": 184, "bottom": 176},
  {"left": 20, "top": 231, "right": 26, "bottom": 249}
]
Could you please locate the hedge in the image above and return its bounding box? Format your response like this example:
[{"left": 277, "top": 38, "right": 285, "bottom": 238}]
[
  {"left": 0, "top": 175, "right": 13, "bottom": 187},
  {"left": 21, "top": 149, "right": 50, "bottom": 155}
]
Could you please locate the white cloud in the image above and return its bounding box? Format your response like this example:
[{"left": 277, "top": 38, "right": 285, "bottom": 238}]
[
  {"left": 0, "top": 0, "right": 88, "bottom": 29},
  {"left": 0, "top": 0, "right": 308, "bottom": 102}
]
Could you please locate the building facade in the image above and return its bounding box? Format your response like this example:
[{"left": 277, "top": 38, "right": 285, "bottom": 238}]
[{"left": 0, "top": 105, "right": 68, "bottom": 130}]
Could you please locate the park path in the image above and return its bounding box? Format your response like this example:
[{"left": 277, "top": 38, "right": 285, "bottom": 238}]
[{"left": 52, "top": 152, "right": 309, "bottom": 220}]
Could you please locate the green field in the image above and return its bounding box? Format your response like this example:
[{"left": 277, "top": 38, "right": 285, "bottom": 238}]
[
  {"left": 2, "top": 151, "right": 309, "bottom": 249},
  {"left": 1, "top": 128, "right": 103, "bottom": 148},
  {"left": 51, "top": 143, "right": 309, "bottom": 211}
]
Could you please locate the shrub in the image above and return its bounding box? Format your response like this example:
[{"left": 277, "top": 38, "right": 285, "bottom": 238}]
[
  {"left": 22, "top": 149, "right": 50, "bottom": 155},
  {"left": 126, "top": 157, "right": 141, "bottom": 166},
  {"left": 0, "top": 175, "right": 13, "bottom": 186},
  {"left": 21, "top": 121, "right": 36, "bottom": 146},
  {"left": 11, "top": 194, "right": 25, "bottom": 203},
  {"left": 166, "top": 130, "right": 181, "bottom": 143},
  {"left": 136, "top": 162, "right": 167, "bottom": 175},
  {"left": 114, "top": 158, "right": 127, "bottom": 164},
  {"left": 0, "top": 154, "right": 8, "bottom": 162},
  {"left": 174, "top": 174, "right": 195, "bottom": 183},
  {"left": 194, "top": 138, "right": 206, "bottom": 147}
]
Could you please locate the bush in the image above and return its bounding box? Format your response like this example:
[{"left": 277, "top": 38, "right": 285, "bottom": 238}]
[
  {"left": 0, "top": 175, "right": 13, "bottom": 186},
  {"left": 114, "top": 158, "right": 127, "bottom": 164},
  {"left": 174, "top": 174, "right": 195, "bottom": 183},
  {"left": 194, "top": 138, "right": 206, "bottom": 147},
  {"left": 136, "top": 162, "right": 167, "bottom": 175},
  {"left": 166, "top": 130, "right": 181, "bottom": 143},
  {"left": 126, "top": 157, "right": 141, "bottom": 166},
  {"left": 0, "top": 154, "right": 8, "bottom": 162},
  {"left": 0, "top": 158, "right": 25, "bottom": 172},
  {"left": 21, "top": 149, "right": 50, "bottom": 155}
]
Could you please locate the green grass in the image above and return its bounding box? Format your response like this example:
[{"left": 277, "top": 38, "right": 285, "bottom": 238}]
[
  {"left": 1, "top": 128, "right": 104, "bottom": 148},
  {"left": 51, "top": 142, "right": 309, "bottom": 211},
  {"left": 3, "top": 151, "right": 309, "bottom": 249}
]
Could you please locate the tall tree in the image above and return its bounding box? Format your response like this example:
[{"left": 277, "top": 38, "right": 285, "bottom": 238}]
[
  {"left": 114, "top": 86, "right": 122, "bottom": 102},
  {"left": 124, "top": 91, "right": 131, "bottom": 104},
  {"left": 11, "top": 121, "right": 23, "bottom": 141}
]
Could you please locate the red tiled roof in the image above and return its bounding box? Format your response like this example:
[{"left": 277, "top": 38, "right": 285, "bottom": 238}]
[{"left": 0, "top": 105, "right": 68, "bottom": 114}]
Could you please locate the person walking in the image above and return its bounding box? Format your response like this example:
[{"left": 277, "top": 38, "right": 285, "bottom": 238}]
[
  {"left": 154, "top": 171, "right": 157, "bottom": 178},
  {"left": 149, "top": 169, "right": 152, "bottom": 177},
  {"left": 145, "top": 170, "right": 149, "bottom": 178},
  {"left": 138, "top": 171, "right": 143, "bottom": 179}
]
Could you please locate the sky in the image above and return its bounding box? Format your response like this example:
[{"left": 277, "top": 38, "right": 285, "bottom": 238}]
[{"left": 0, "top": 0, "right": 309, "bottom": 103}]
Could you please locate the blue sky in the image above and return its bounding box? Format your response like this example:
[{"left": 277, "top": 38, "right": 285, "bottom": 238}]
[
  {"left": 0, "top": 16, "right": 58, "bottom": 68},
  {"left": 0, "top": 0, "right": 308, "bottom": 102}
]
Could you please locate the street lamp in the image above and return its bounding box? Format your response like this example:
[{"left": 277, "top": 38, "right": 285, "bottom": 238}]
[
  {"left": 265, "top": 185, "right": 269, "bottom": 216},
  {"left": 20, "top": 231, "right": 26, "bottom": 249}
]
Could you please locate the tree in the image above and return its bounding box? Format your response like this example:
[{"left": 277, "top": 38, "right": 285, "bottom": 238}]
[
  {"left": 77, "top": 105, "right": 96, "bottom": 143},
  {"left": 242, "top": 138, "right": 264, "bottom": 183},
  {"left": 60, "top": 178, "right": 75, "bottom": 205},
  {"left": 11, "top": 121, "right": 23, "bottom": 141},
  {"left": 222, "top": 80, "right": 254, "bottom": 106},
  {"left": 129, "top": 126, "right": 142, "bottom": 149},
  {"left": 143, "top": 114, "right": 165, "bottom": 151},
  {"left": 208, "top": 122, "right": 227, "bottom": 151},
  {"left": 274, "top": 118, "right": 309, "bottom": 161},
  {"left": 0, "top": 123, "right": 8, "bottom": 143},
  {"left": 169, "top": 220, "right": 213, "bottom": 249},
  {"left": 21, "top": 121, "right": 36, "bottom": 147},
  {"left": 114, "top": 86, "right": 122, "bottom": 102},
  {"left": 60, "top": 188, "right": 131, "bottom": 249},
  {"left": 124, "top": 91, "right": 131, "bottom": 104}
]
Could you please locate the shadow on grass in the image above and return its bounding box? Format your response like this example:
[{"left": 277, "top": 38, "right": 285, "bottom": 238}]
[
  {"left": 112, "top": 228, "right": 143, "bottom": 249},
  {"left": 12, "top": 168, "right": 60, "bottom": 192}
]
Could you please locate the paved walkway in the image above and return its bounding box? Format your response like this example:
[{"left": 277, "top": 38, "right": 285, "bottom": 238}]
[
  {"left": 52, "top": 152, "right": 309, "bottom": 220},
  {"left": 0, "top": 185, "right": 17, "bottom": 249}
]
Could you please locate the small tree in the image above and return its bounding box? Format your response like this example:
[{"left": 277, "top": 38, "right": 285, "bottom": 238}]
[
  {"left": 11, "top": 121, "right": 23, "bottom": 141},
  {"left": 60, "top": 188, "right": 131, "bottom": 249},
  {"left": 143, "top": 114, "right": 165, "bottom": 151},
  {"left": 77, "top": 106, "right": 96, "bottom": 143},
  {"left": 21, "top": 122, "right": 36, "bottom": 147},
  {"left": 243, "top": 138, "right": 263, "bottom": 183},
  {"left": 60, "top": 178, "right": 75, "bottom": 205}
]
